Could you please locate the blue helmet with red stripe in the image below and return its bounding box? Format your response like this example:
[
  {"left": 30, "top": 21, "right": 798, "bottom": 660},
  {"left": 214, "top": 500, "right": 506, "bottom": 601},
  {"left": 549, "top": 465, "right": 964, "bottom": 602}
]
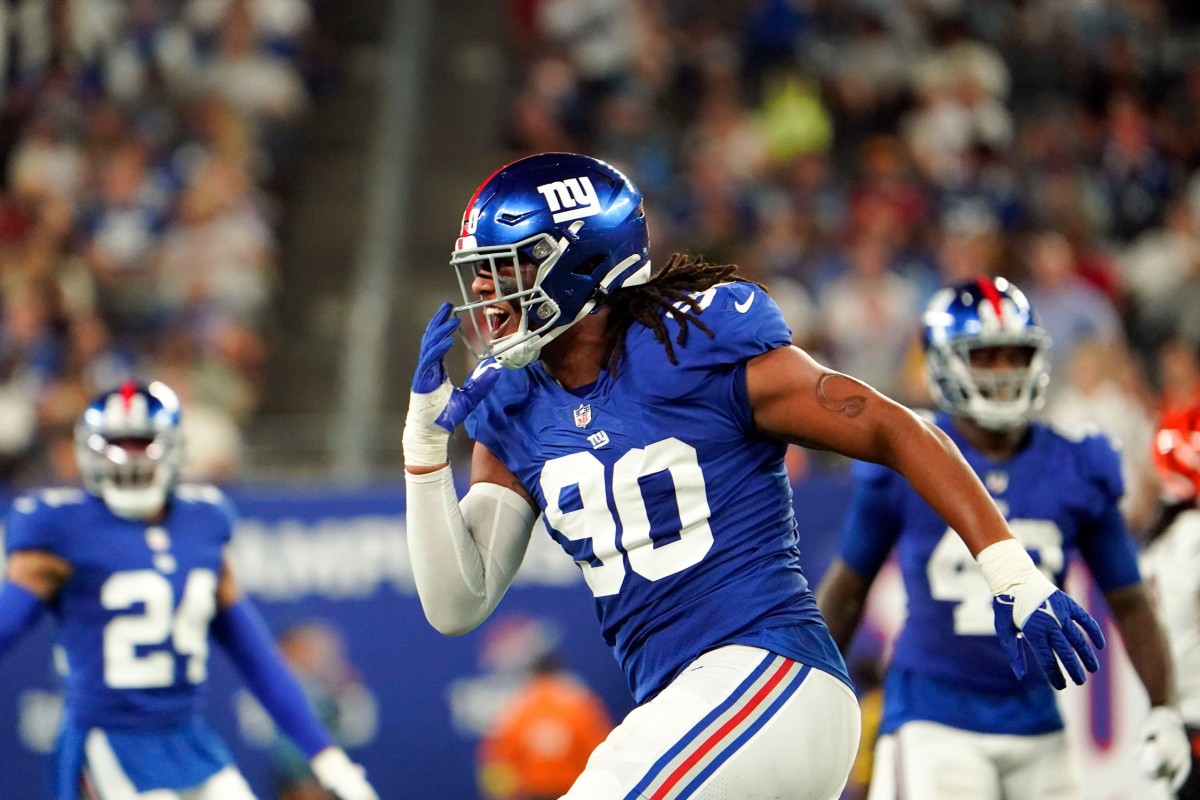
[
  {"left": 921, "top": 276, "right": 1051, "bottom": 430},
  {"left": 451, "top": 152, "right": 651, "bottom": 368},
  {"left": 74, "top": 380, "right": 184, "bottom": 519}
]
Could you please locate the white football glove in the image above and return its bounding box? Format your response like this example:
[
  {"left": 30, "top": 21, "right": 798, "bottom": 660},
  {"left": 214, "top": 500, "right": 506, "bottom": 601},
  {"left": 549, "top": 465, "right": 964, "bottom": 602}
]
[
  {"left": 311, "top": 747, "right": 379, "bottom": 800},
  {"left": 1139, "top": 705, "right": 1191, "bottom": 792}
]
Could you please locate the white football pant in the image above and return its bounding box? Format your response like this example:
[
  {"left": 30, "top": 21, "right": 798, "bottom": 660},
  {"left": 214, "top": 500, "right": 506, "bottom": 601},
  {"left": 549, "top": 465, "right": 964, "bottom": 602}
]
[
  {"left": 563, "top": 644, "right": 860, "bottom": 799},
  {"left": 868, "top": 721, "right": 1082, "bottom": 800},
  {"left": 84, "top": 728, "right": 257, "bottom": 800}
]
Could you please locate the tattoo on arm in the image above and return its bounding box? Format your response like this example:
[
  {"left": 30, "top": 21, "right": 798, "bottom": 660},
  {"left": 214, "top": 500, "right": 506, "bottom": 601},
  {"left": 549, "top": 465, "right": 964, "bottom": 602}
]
[{"left": 816, "top": 372, "right": 867, "bottom": 418}]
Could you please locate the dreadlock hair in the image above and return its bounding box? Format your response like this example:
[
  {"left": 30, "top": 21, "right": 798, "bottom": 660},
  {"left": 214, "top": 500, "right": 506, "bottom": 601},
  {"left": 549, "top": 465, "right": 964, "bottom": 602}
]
[{"left": 600, "top": 253, "right": 765, "bottom": 373}]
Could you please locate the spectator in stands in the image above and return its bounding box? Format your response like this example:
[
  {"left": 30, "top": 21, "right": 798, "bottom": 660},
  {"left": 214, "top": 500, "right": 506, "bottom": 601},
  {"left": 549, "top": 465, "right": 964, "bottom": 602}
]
[
  {"left": 1120, "top": 198, "right": 1200, "bottom": 350},
  {"left": 818, "top": 231, "right": 922, "bottom": 400},
  {"left": 477, "top": 648, "right": 613, "bottom": 800},
  {"left": 0, "top": 0, "right": 310, "bottom": 485},
  {"left": 1024, "top": 229, "right": 1125, "bottom": 382},
  {"left": 1045, "top": 339, "right": 1159, "bottom": 529}
]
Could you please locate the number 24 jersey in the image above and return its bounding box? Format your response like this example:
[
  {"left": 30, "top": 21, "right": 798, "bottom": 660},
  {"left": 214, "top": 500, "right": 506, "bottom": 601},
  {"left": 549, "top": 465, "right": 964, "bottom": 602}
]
[
  {"left": 467, "top": 281, "right": 849, "bottom": 703},
  {"left": 4, "top": 486, "right": 234, "bottom": 730}
]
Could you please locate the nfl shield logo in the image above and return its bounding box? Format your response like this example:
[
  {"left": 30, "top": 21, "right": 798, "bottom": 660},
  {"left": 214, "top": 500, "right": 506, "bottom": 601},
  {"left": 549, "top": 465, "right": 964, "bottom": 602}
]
[{"left": 573, "top": 404, "right": 592, "bottom": 428}]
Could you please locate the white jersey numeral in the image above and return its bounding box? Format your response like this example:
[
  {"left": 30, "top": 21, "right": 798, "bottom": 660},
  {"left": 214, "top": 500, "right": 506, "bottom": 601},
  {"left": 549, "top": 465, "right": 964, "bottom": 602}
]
[
  {"left": 926, "top": 519, "right": 1065, "bottom": 635},
  {"left": 540, "top": 437, "right": 714, "bottom": 597},
  {"left": 101, "top": 569, "right": 218, "bottom": 688}
]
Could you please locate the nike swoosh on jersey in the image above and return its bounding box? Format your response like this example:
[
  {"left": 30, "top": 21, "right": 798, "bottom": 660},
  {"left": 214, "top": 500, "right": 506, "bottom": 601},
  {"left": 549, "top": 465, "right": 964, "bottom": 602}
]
[{"left": 734, "top": 294, "right": 755, "bottom": 313}]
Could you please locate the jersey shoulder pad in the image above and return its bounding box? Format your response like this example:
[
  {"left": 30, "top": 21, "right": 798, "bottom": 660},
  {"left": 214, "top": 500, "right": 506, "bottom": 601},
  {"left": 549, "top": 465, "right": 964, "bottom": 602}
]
[
  {"left": 174, "top": 483, "right": 227, "bottom": 505},
  {"left": 174, "top": 484, "right": 238, "bottom": 541},
  {"left": 1042, "top": 417, "right": 1103, "bottom": 443},
  {"left": 1041, "top": 422, "right": 1124, "bottom": 501},
  {"left": 651, "top": 281, "right": 792, "bottom": 367},
  {"left": 465, "top": 367, "right": 536, "bottom": 466},
  {"left": 4, "top": 488, "right": 87, "bottom": 555}
]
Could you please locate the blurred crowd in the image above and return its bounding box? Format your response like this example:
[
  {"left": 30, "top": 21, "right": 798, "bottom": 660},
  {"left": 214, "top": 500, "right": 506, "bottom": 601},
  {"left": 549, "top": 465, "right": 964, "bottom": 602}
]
[
  {"left": 0, "top": 0, "right": 318, "bottom": 486},
  {"left": 3, "top": 0, "right": 1200, "bottom": 516},
  {"left": 503, "top": 0, "right": 1200, "bottom": 529}
]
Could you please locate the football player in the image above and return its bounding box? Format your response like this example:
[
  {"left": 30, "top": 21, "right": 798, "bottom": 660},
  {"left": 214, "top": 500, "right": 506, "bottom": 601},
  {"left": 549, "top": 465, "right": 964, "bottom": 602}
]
[
  {"left": 0, "top": 381, "right": 378, "bottom": 800},
  {"left": 816, "top": 277, "right": 1190, "bottom": 799},
  {"left": 403, "top": 153, "right": 1104, "bottom": 799},
  {"left": 1141, "top": 405, "right": 1200, "bottom": 799}
]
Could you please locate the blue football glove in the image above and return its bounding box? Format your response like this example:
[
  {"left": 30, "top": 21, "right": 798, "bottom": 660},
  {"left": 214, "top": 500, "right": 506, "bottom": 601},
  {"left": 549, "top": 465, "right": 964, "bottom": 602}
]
[
  {"left": 993, "top": 576, "right": 1105, "bottom": 691},
  {"left": 435, "top": 357, "right": 503, "bottom": 432},
  {"left": 412, "top": 301, "right": 460, "bottom": 394},
  {"left": 404, "top": 303, "right": 502, "bottom": 467}
]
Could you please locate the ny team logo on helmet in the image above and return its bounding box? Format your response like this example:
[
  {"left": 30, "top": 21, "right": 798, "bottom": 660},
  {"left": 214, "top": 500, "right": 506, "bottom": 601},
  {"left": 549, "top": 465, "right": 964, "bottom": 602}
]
[
  {"left": 74, "top": 380, "right": 184, "bottom": 519},
  {"left": 1152, "top": 407, "right": 1200, "bottom": 502},
  {"left": 451, "top": 152, "right": 651, "bottom": 368},
  {"left": 922, "top": 276, "right": 1051, "bottom": 430}
]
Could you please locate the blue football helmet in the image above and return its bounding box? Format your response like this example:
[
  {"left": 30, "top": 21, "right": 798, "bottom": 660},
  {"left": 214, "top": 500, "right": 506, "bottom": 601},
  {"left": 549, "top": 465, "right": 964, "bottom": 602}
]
[
  {"left": 74, "top": 380, "right": 184, "bottom": 519},
  {"left": 922, "top": 276, "right": 1051, "bottom": 430},
  {"left": 451, "top": 152, "right": 651, "bottom": 368}
]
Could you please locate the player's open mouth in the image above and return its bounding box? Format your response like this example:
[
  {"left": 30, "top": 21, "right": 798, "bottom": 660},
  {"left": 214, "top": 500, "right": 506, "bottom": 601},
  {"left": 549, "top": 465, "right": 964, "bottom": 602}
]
[{"left": 485, "top": 306, "right": 514, "bottom": 338}]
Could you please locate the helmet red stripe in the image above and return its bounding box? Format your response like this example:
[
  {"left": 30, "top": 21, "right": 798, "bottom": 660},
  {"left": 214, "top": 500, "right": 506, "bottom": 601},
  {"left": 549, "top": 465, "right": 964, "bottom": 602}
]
[
  {"left": 975, "top": 276, "right": 1005, "bottom": 320},
  {"left": 460, "top": 161, "right": 513, "bottom": 235},
  {"left": 118, "top": 380, "right": 139, "bottom": 411}
]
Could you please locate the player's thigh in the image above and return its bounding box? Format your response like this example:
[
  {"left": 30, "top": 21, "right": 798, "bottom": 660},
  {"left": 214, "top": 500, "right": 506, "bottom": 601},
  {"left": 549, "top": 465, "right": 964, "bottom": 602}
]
[
  {"left": 890, "top": 721, "right": 1002, "bottom": 800},
  {"left": 998, "top": 729, "right": 1081, "bottom": 800},
  {"left": 563, "top": 645, "right": 859, "bottom": 800},
  {"left": 83, "top": 729, "right": 181, "bottom": 800},
  {"left": 189, "top": 765, "right": 258, "bottom": 800},
  {"left": 86, "top": 766, "right": 256, "bottom": 800},
  {"left": 82, "top": 728, "right": 257, "bottom": 800}
]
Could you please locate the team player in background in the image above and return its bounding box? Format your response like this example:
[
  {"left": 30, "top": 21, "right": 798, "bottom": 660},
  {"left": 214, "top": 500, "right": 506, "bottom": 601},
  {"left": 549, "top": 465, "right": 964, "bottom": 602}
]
[
  {"left": 816, "top": 277, "right": 1190, "bottom": 799},
  {"left": 0, "top": 382, "right": 378, "bottom": 800},
  {"left": 402, "top": 152, "right": 1104, "bottom": 799},
  {"left": 1141, "top": 406, "right": 1200, "bottom": 800}
]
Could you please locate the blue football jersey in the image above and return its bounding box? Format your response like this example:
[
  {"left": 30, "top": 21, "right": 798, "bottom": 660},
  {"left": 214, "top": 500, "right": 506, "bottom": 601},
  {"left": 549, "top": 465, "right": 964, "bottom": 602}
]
[
  {"left": 4, "top": 485, "right": 235, "bottom": 730},
  {"left": 467, "top": 281, "right": 850, "bottom": 703},
  {"left": 838, "top": 413, "right": 1141, "bottom": 735}
]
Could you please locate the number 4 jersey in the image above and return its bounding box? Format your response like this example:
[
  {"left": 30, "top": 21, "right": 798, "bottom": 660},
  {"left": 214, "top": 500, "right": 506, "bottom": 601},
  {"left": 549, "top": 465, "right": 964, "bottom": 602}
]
[
  {"left": 467, "top": 280, "right": 849, "bottom": 703},
  {"left": 4, "top": 486, "right": 233, "bottom": 730},
  {"left": 838, "top": 413, "right": 1142, "bottom": 735}
]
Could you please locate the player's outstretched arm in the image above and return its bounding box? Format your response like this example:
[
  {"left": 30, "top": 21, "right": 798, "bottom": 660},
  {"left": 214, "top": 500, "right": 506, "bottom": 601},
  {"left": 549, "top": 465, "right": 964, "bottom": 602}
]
[
  {"left": 815, "top": 559, "right": 874, "bottom": 652},
  {"left": 746, "top": 345, "right": 1105, "bottom": 689},
  {"left": 211, "top": 561, "right": 379, "bottom": 800},
  {"left": 404, "top": 303, "right": 536, "bottom": 635},
  {"left": 0, "top": 551, "right": 67, "bottom": 659},
  {"left": 1106, "top": 583, "right": 1192, "bottom": 790}
]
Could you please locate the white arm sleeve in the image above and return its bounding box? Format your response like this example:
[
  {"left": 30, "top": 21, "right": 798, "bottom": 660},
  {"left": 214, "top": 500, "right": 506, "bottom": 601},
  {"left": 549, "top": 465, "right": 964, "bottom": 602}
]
[{"left": 405, "top": 467, "right": 536, "bottom": 635}]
